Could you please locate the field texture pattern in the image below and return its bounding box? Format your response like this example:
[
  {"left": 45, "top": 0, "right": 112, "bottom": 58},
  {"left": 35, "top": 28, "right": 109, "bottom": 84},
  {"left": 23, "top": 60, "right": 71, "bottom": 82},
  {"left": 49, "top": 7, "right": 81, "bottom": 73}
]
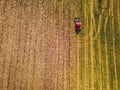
[{"left": 0, "top": 0, "right": 120, "bottom": 90}]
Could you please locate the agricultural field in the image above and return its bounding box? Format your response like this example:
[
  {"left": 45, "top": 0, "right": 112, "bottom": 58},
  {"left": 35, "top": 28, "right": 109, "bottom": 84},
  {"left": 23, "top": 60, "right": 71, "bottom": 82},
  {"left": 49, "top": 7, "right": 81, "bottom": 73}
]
[{"left": 0, "top": 0, "right": 120, "bottom": 90}]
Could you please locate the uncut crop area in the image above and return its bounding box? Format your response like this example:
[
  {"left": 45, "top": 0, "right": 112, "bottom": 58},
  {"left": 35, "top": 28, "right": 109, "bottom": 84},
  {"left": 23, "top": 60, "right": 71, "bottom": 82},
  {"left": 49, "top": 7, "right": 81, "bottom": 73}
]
[{"left": 0, "top": 0, "right": 120, "bottom": 90}]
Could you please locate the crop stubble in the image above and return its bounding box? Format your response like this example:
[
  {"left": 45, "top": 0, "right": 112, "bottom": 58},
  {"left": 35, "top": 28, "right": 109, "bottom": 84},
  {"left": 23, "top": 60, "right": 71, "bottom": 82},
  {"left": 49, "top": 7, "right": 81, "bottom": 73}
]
[{"left": 0, "top": 0, "right": 120, "bottom": 90}]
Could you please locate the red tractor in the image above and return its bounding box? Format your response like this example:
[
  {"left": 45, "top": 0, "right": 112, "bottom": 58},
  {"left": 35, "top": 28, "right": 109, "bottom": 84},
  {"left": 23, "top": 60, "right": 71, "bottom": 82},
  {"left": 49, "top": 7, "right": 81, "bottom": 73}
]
[{"left": 74, "top": 18, "right": 81, "bottom": 34}]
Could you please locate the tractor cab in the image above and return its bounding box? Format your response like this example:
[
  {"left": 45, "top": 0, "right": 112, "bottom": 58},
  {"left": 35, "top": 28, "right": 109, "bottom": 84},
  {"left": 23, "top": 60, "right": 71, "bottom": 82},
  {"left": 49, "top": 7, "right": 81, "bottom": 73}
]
[{"left": 74, "top": 18, "right": 81, "bottom": 34}]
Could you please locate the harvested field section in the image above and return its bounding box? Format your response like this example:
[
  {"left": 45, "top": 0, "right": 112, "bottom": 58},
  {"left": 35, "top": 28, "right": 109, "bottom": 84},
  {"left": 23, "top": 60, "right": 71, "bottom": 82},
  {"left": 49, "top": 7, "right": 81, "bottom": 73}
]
[{"left": 0, "top": 0, "right": 76, "bottom": 90}]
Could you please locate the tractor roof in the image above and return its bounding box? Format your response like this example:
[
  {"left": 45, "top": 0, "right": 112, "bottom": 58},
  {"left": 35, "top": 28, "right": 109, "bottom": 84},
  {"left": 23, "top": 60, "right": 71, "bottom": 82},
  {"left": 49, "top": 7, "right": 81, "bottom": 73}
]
[{"left": 74, "top": 18, "right": 80, "bottom": 23}]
